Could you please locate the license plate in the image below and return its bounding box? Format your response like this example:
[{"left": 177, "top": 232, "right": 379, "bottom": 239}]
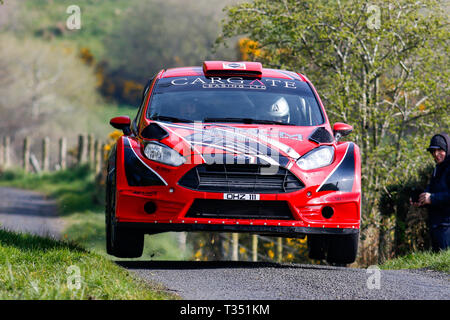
[{"left": 223, "top": 193, "right": 260, "bottom": 200}]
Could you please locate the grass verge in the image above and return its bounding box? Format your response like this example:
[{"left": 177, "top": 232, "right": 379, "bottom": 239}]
[
  {"left": 0, "top": 165, "right": 190, "bottom": 260},
  {"left": 0, "top": 166, "right": 187, "bottom": 299},
  {"left": 64, "top": 211, "right": 190, "bottom": 260},
  {"left": 379, "top": 249, "right": 450, "bottom": 273},
  {"left": 0, "top": 165, "right": 102, "bottom": 216},
  {"left": 0, "top": 229, "right": 176, "bottom": 299}
]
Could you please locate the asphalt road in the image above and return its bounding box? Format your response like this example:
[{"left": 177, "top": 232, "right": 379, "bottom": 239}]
[
  {"left": 0, "top": 187, "right": 65, "bottom": 239},
  {"left": 0, "top": 186, "right": 448, "bottom": 300},
  {"left": 118, "top": 260, "right": 450, "bottom": 300}
]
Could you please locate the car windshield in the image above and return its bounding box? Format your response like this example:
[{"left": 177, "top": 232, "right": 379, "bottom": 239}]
[{"left": 146, "top": 76, "right": 324, "bottom": 126}]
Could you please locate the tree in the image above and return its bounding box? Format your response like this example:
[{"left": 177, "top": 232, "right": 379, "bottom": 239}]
[
  {"left": 99, "top": 0, "right": 242, "bottom": 105},
  {"left": 0, "top": 34, "right": 103, "bottom": 165},
  {"left": 103, "top": 0, "right": 239, "bottom": 82},
  {"left": 218, "top": 0, "right": 449, "bottom": 264}
]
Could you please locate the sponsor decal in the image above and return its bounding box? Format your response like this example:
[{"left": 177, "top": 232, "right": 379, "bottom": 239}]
[
  {"left": 156, "top": 121, "right": 293, "bottom": 174},
  {"left": 279, "top": 132, "right": 303, "bottom": 141},
  {"left": 202, "top": 83, "right": 266, "bottom": 90},
  {"left": 132, "top": 191, "right": 158, "bottom": 196},
  {"left": 169, "top": 77, "right": 296, "bottom": 90},
  {"left": 222, "top": 62, "right": 246, "bottom": 70},
  {"left": 154, "top": 165, "right": 172, "bottom": 173}
]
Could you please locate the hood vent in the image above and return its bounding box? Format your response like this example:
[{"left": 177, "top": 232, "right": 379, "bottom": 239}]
[
  {"left": 141, "top": 123, "right": 169, "bottom": 140},
  {"left": 308, "top": 127, "right": 333, "bottom": 144}
]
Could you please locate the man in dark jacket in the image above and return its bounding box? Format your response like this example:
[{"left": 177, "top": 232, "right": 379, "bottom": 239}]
[{"left": 412, "top": 133, "right": 450, "bottom": 252}]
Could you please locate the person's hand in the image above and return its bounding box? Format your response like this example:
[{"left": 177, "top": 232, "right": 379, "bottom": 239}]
[
  {"left": 418, "top": 192, "right": 431, "bottom": 206},
  {"left": 410, "top": 197, "right": 420, "bottom": 207}
]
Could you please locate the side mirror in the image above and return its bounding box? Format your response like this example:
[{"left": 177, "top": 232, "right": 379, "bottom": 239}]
[
  {"left": 333, "top": 122, "right": 353, "bottom": 142},
  {"left": 110, "top": 116, "right": 131, "bottom": 135}
]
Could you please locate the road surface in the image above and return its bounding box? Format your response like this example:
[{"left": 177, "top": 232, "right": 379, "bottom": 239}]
[
  {"left": 118, "top": 259, "right": 450, "bottom": 300},
  {"left": 1, "top": 186, "right": 448, "bottom": 300},
  {"left": 0, "top": 186, "right": 65, "bottom": 239}
]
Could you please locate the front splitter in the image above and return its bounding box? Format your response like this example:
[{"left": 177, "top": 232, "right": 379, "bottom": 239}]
[{"left": 116, "top": 221, "right": 359, "bottom": 237}]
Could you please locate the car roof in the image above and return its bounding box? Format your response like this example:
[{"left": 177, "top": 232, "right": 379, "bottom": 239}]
[{"left": 160, "top": 64, "right": 307, "bottom": 82}]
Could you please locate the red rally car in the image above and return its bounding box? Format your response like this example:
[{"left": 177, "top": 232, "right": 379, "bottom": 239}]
[{"left": 106, "top": 61, "right": 361, "bottom": 264}]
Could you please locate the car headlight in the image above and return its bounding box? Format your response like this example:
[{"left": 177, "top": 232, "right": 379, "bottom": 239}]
[
  {"left": 143, "top": 142, "right": 185, "bottom": 166},
  {"left": 296, "top": 146, "right": 334, "bottom": 170}
]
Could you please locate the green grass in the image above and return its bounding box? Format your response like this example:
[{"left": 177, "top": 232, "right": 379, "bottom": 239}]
[
  {"left": 64, "top": 211, "right": 190, "bottom": 261},
  {"left": 0, "top": 229, "right": 176, "bottom": 299},
  {"left": 379, "top": 249, "right": 450, "bottom": 273},
  {"left": 0, "top": 166, "right": 189, "bottom": 298}
]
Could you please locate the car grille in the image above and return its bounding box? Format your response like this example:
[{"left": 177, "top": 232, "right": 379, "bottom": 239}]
[
  {"left": 178, "top": 164, "right": 304, "bottom": 193},
  {"left": 186, "top": 199, "right": 294, "bottom": 220}
]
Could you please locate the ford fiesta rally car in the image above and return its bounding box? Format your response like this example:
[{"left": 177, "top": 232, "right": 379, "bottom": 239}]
[{"left": 106, "top": 61, "right": 361, "bottom": 264}]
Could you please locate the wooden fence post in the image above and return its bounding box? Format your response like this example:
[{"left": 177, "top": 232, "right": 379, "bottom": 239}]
[
  {"left": 87, "top": 134, "right": 95, "bottom": 165},
  {"left": 30, "top": 153, "right": 41, "bottom": 174},
  {"left": 59, "top": 137, "right": 67, "bottom": 170},
  {"left": 178, "top": 232, "right": 187, "bottom": 254},
  {"left": 94, "top": 139, "right": 102, "bottom": 174},
  {"left": 277, "top": 237, "right": 283, "bottom": 263},
  {"left": 77, "top": 134, "right": 87, "bottom": 165},
  {"left": 231, "top": 233, "right": 239, "bottom": 261},
  {"left": 23, "top": 137, "right": 30, "bottom": 173},
  {"left": 0, "top": 138, "right": 3, "bottom": 167},
  {"left": 0, "top": 138, "right": 2, "bottom": 167},
  {"left": 101, "top": 142, "right": 107, "bottom": 164},
  {"left": 252, "top": 234, "right": 258, "bottom": 262},
  {"left": 3, "top": 136, "right": 10, "bottom": 168},
  {"left": 42, "top": 137, "right": 50, "bottom": 172}
]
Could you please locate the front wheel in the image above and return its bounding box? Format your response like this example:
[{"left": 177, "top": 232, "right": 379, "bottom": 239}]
[
  {"left": 105, "top": 164, "right": 144, "bottom": 258},
  {"left": 307, "top": 234, "right": 327, "bottom": 260},
  {"left": 326, "top": 232, "right": 359, "bottom": 265},
  {"left": 107, "top": 223, "right": 144, "bottom": 258}
]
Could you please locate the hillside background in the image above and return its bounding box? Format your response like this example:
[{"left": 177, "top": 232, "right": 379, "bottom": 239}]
[
  {"left": 0, "top": 0, "right": 242, "bottom": 263},
  {"left": 0, "top": 0, "right": 448, "bottom": 266}
]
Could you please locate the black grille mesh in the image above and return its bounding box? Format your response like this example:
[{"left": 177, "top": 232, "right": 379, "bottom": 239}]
[{"left": 178, "top": 164, "right": 304, "bottom": 193}]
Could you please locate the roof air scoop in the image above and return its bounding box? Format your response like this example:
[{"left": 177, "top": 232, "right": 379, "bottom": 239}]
[{"left": 203, "top": 61, "right": 263, "bottom": 78}]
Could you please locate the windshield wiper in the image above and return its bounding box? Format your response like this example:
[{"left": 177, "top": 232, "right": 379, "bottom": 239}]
[
  {"left": 150, "top": 115, "right": 194, "bottom": 123},
  {"left": 203, "top": 117, "right": 291, "bottom": 125},
  {"left": 249, "top": 119, "right": 292, "bottom": 125}
]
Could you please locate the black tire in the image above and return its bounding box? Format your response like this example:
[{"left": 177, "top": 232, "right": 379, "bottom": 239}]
[
  {"left": 105, "top": 163, "right": 144, "bottom": 258},
  {"left": 105, "top": 164, "right": 114, "bottom": 255},
  {"left": 307, "top": 235, "right": 327, "bottom": 260},
  {"left": 326, "top": 232, "right": 359, "bottom": 265},
  {"left": 108, "top": 225, "right": 144, "bottom": 258}
]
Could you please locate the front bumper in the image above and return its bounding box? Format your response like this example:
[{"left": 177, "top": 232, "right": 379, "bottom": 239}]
[
  {"left": 115, "top": 186, "right": 361, "bottom": 234},
  {"left": 115, "top": 139, "right": 361, "bottom": 234}
]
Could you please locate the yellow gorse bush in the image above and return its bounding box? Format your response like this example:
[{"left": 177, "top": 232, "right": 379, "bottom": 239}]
[
  {"left": 238, "top": 38, "right": 262, "bottom": 60},
  {"left": 103, "top": 130, "right": 123, "bottom": 160}
]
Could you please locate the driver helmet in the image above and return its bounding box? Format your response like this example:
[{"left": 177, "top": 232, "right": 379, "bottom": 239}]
[{"left": 268, "top": 97, "right": 290, "bottom": 123}]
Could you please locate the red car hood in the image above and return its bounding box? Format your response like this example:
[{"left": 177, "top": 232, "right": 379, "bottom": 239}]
[{"left": 153, "top": 122, "right": 331, "bottom": 165}]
